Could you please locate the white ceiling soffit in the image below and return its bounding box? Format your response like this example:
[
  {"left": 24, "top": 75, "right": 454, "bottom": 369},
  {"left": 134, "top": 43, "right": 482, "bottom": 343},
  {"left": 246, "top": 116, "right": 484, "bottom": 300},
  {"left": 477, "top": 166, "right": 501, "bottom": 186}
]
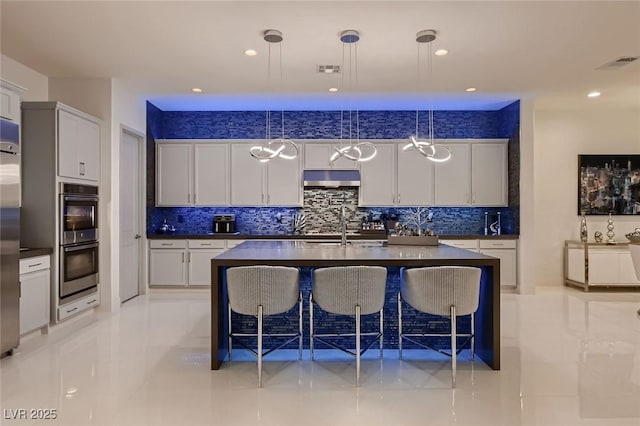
[{"left": 1, "top": 1, "right": 639, "bottom": 110}]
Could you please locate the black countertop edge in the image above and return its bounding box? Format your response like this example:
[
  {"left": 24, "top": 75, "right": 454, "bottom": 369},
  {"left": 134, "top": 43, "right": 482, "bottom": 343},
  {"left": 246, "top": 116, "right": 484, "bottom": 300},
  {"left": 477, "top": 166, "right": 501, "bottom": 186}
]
[
  {"left": 147, "top": 234, "right": 519, "bottom": 240},
  {"left": 20, "top": 247, "right": 54, "bottom": 259}
]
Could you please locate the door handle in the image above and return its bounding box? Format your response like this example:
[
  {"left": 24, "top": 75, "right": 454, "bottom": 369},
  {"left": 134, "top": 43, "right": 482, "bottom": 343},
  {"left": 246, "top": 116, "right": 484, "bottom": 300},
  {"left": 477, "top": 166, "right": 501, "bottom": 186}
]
[{"left": 134, "top": 234, "right": 142, "bottom": 239}]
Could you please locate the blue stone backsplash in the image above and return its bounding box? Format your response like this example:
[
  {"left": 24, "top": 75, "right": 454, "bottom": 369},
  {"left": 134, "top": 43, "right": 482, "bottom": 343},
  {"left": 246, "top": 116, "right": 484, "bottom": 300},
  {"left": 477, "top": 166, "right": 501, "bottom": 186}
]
[
  {"left": 158, "top": 108, "right": 517, "bottom": 140},
  {"left": 148, "top": 188, "right": 516, "bottom": 236}
]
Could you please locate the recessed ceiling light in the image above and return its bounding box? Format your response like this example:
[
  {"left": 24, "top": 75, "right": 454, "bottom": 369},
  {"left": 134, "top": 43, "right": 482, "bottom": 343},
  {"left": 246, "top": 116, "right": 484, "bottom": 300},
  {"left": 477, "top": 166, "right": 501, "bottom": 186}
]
[
  {"left": 434, "top": 49, "right": 448, "bottom": 56},
  {"left": 465, "top": 87, "right": 476, "bottom": 92},
  {"left": 587, "top": 91, "right": 601, "bottom": 98},
  {"left": 191, "top": 87, "right": 203, "bottom": 93},
  {"left": 244, "top": 49, "right": 257, "bottom": 57},
  {"left": 328, "top": 87, "right": 338, "bottom": 92}
]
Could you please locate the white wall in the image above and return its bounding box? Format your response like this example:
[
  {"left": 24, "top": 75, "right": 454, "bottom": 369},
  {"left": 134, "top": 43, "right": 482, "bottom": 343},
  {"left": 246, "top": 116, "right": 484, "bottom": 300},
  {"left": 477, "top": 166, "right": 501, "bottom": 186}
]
[
  {"left": 518, "top": 99, "right": 536, "bottom": 294},
  {"left": 0, "top": 54, "right": 48, "bottom": 101},
  {"left": 110, "top": 79, "right": 147, "bottom": 301},
  {"left": 531, "top": 106, "right": 640, "bottom": 287}
]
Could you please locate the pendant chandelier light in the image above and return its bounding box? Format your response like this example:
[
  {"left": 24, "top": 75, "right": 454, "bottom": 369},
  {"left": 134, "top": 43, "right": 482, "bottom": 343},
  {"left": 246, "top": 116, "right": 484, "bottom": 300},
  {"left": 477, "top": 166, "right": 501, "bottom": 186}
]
[
  {"left": 403, "top": 29, "right": 451, "bottom": 163},
  {"left": 249, "top": 29, "right": 299, "bottom": 163},
  {"left": 329, "top": 30, "right": 377, "bottom": 164}
]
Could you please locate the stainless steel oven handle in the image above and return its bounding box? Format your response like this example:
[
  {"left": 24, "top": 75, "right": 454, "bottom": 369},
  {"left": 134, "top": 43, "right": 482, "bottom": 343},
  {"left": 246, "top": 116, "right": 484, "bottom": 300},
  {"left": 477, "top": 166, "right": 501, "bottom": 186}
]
[
  {"left": 63, "top": 195, "right": 99, "bottom": 202},
  {"left": 64, "top": 242, "right": 99, "bottom": 252}
]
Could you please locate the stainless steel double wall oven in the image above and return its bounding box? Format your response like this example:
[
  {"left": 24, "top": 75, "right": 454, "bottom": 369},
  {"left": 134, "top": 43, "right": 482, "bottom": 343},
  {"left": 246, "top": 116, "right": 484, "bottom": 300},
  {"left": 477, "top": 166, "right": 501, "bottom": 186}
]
[{"left": 59, "top": 183, "right": 99, "bottom": 302}]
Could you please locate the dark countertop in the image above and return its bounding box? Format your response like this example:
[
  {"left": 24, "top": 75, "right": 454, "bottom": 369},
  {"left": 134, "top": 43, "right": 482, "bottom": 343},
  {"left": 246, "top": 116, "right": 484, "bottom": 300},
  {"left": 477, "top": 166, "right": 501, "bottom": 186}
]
[
  {"left": 147, "top": 233, "right": 519, "bottom": 240},
  {"left": 19, "top": 247, "right": 53, "bottom": 259},
  {"left": 213, "top": 240, "right": 499, "bottom": 263}
]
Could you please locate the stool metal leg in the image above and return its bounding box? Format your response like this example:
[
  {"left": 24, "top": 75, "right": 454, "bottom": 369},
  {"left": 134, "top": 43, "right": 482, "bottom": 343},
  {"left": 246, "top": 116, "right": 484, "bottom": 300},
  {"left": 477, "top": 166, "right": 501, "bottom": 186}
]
[
  {"left": 298, "top": 292, "right": 303, "bottom": 361},
  {"left": 258, "top": 304, "right": 263, "bottom": 388},
  {"left": 228, "top": 301, "right": 233, "bottom": 361},
  {"left": 471, "top": 313, "right": 475, "bottom": 361},
  {"left": 450, "top": 305, "right": 457, "bottom": 388},
  {"left": 398, "top": 293, "right": 403, "bottom": 360},
  {"left": 356, "top": 304, "right": 361, "bottom": 387},
  {"left": 379, "top": 308, "right": 384, "bottom": 359},
  {"left": 309, "top": 294, "right": 314, "bottom": 361}
]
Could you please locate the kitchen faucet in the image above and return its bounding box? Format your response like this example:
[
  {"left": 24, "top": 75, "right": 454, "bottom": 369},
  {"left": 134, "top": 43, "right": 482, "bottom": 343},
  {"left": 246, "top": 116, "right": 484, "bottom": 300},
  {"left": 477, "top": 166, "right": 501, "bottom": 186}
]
[{"left": 340, "top": 204, "right": 347, "bottom": 247}]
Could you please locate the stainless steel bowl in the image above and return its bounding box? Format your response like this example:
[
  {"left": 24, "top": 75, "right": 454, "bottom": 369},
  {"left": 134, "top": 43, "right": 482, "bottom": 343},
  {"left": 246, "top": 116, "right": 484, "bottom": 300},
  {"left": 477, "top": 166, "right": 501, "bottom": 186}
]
[{"left": 625, "top": 228, "right": 640, "bottom": 243}]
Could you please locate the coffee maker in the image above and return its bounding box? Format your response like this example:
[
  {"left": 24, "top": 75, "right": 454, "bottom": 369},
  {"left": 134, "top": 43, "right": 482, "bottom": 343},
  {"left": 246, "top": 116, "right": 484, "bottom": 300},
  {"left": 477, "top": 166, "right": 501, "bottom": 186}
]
[{"left": 213, "top": 214, "right": 236, "bottom": 234}]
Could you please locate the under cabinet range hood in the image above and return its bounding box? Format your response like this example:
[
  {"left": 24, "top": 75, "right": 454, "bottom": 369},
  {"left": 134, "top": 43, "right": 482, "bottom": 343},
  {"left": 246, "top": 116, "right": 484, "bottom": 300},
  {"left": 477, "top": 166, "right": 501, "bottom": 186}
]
[{"left": 303, "top": 170, "right": 361, "bottom": 187}]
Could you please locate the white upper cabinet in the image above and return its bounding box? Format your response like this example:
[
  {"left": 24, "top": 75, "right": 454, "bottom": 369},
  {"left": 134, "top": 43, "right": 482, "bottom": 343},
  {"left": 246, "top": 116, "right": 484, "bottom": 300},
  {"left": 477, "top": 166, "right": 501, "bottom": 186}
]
[
  {"left": 156, "top": 143, "right": 192, "bottom": 206},
  {"left": 433, "top": 141, "right": 507, "bottom": 207},
  {"left": 434, "top": 143, "right": 471, "bottom": 206},
  {"left": 194, "top": 143, "right": 229, "bottom": 206},
  {"left": 230, "top": 143, "right": 302, "bottom": 206},
  {"left": 57, "top": 108, "right": 101, "bottom": 182},
  {"left": 396, "top": 144, "right": 435, "bottom": 206},
  {"left": 266, "top": 152, "right": 302, "bottom": 206},
  {"left": 230, "top": 143, "right": 265, "bottom": 205},
  {"left": 471, "top": 143, "right": 508, "bottom": 206},
  {"left": 156, "top": 141, "right": 229, "bottom": 206},
  {"left": 359, "top": 144, "right": 395, "bottom": 206},
  {"left": 1, "top": 80, "right": 25, "bottom": 123},
  {"left": 303, "top": 143, "right": 359, "bottom": 169}
]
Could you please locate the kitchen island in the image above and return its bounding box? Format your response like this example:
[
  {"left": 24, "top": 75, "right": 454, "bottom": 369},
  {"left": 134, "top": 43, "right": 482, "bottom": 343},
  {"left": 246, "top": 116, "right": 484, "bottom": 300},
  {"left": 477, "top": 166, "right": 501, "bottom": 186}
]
[{"left": 210, "top": 240, "right": 501, "bottom": 370}]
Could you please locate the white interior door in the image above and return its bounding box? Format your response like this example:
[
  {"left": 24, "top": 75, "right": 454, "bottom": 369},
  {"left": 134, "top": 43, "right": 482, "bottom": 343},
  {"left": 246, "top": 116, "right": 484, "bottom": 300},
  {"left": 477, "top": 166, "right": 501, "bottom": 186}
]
[{"left": 120, "top": 129, "right": 142, "bottom": 302}]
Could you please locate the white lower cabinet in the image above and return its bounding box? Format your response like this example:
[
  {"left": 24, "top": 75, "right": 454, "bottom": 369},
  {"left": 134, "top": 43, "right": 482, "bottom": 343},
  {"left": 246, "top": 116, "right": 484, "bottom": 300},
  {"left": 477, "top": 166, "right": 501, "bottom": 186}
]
[
  {"left": 149, "top": 240, "right": 188, "bottom": 286},
  {"left": 188, "top": 240, "right": 226, "bottom": 286},
  {"left": 19, "top": 255, "right": 51, "bottom": 335},
  {"left": 149, "top": 239, "right": 237, "bottom": 287},
  {"left": 479, "top": 240, "right": 517, "bottom": 288},
  {"left": 58, "top": 293, "right": 100, "bottom": 322},
  {"left": 440, "top": 238, "right": 518, "bottom": 287}
]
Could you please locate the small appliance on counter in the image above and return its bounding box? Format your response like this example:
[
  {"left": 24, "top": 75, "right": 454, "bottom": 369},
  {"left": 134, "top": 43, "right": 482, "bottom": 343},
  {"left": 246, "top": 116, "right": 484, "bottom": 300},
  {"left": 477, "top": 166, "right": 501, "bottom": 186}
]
[{"left": 213, "top": 214, "right": 237, "bottom": 234}]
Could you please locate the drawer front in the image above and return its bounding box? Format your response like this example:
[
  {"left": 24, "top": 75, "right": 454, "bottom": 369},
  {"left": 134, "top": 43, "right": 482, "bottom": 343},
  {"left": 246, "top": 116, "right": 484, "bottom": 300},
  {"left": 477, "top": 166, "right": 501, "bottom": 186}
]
[
  {"left": 149, "top": 239, "right": 187, "bottom": 249},
  {"left": 441, "top": 239, "right": 478, "bottom": 250},
  {"left": 479, "top": 239, "right": 517, "bottom": 249},
  {"left": 58, "top": 293, "right": 100, "bottom": 321},
  {"left": 226, "top": 240, "right": 245, "bottom": 249},
  {"left": 188, "top": 240, "right": 225, "bottom": 249},
  {"left": 20, "top": 255, "right": 51, "bottom": 274}
]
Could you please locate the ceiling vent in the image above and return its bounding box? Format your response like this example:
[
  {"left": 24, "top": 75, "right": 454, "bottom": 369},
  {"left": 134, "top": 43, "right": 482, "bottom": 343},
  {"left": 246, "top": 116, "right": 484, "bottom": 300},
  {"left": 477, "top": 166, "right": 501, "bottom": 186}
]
[
  {"left": 317, "top": 65, "right": 341, "bottom": 74},
  {"left": 597, "top": 56, "right": 639, "bottom": 70}
]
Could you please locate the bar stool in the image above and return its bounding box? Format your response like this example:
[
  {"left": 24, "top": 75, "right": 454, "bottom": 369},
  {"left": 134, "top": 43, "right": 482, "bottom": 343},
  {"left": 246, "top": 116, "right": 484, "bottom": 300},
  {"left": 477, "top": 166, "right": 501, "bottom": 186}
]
[
  {"left": 398, "top": 266, "right": 481, "bottom": 387},
  {"left": 226, "top": 265, "right": 302, "bottom": 387},
  {"left": 310, "top": 266, "right": 387, "bottom": 386}
]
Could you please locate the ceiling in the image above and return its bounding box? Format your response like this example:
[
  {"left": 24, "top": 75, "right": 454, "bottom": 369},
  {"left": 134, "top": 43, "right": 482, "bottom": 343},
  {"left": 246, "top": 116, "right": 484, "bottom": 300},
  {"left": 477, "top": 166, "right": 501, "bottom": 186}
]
[{"left": 2, "top": 1, "right": 640, "bottom": 111}]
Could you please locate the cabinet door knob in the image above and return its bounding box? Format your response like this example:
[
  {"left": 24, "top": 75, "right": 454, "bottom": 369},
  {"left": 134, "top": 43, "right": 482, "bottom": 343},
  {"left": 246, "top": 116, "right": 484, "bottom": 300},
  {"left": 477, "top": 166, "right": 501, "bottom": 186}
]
[{"left": 134, "top": 234, "right": 142, "bottom": 239}]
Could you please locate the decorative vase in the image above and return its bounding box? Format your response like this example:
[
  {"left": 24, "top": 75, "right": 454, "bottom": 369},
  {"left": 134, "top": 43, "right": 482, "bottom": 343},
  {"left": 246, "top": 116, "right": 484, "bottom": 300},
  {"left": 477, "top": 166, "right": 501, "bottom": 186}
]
[
  {"left": 594, "top": 231, "right": 603, "bottom": 243},
  {"left": 580, "top": 213, "right": 588, "bottom": 242},
  {"left": 606, "top": 213, "right": 615, "bottom": 243}
]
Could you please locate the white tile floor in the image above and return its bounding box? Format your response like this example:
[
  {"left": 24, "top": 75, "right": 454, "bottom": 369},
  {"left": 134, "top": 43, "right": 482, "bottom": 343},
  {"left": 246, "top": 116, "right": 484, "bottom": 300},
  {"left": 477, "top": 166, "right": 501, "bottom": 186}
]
[{"left": 1, "top": 287, "right": 640, "bottom": 426}]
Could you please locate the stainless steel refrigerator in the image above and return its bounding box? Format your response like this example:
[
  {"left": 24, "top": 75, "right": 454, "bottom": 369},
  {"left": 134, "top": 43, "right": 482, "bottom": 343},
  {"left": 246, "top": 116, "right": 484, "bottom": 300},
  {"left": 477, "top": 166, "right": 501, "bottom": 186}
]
[{"left": 1, "top": 118, "right": 20, "bottom": 357}]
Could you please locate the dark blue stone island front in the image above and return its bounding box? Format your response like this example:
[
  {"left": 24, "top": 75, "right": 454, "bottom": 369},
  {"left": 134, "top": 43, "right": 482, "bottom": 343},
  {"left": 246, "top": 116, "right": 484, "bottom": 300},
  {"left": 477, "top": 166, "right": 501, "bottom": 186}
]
[{"left": 209, "top": 241, "right": 501, "bottom": 371}]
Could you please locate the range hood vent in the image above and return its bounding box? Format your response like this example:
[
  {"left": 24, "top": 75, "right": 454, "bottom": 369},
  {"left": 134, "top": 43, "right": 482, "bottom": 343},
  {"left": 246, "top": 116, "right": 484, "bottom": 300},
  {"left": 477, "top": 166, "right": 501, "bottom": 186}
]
[{"left": 303, "top": 170, "right": 360, "bottom": 187}]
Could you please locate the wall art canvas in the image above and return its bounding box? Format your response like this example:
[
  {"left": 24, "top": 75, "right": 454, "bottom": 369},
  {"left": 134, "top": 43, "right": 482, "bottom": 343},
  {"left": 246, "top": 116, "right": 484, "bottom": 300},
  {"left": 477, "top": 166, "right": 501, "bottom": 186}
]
[{"left": 578, "top": 155, "right": 640, "bottom": 215}]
